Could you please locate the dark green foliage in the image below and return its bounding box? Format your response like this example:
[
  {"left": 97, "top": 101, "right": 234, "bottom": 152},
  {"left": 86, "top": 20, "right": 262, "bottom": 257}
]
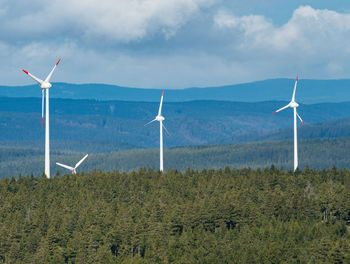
[{"left": 0, "top": 168, "right": 349, "bottom": 263}]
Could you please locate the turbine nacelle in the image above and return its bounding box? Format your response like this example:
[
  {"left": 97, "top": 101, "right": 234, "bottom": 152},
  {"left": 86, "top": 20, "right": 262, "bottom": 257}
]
[
  {"left": 40, "top": 82, "right": 52, "bottom": 89},
  {"left": 156, "top": 115, "right": 165, "bottom": 121},
  {"left": 289, "top": 101, "right": 299, "bottom": 108}
]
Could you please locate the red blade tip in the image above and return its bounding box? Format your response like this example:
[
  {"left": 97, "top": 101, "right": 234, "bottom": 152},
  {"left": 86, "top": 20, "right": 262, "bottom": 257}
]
[
  {"left": 22, "top": 69, "right": 28, "bottom": 74},
  {"left": 296, "top": 75, "right": 298, "bottom": 81},
  {"left": 56, "top": 58, "right": 61, "bottom": 65},
  {"left": 302, "top": 121, "right": 305, "bottom": 125},
  {"left": 42, "top": 117, "right": 44, "bottom": 128},
  {"left": 273, "top": 111, "right": 277, "bottom": 114},
  {"left": 162, "top": 91, "right": 164, "bottom": 96}
]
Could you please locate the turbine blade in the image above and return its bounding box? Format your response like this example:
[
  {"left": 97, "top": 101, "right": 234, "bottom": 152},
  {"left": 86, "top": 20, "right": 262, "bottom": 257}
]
[
  {"left": 41, "top": 89, "right": 44, "bottom": 128},
  {"left": 144, "top": 119, "right": 156, "bottom": 126},
  {"left": 22, "top": 70, "right": 43, "bottom": 84},
  {"left": 158, "top": 91, "right": 164, "bottom": 116},
  {"left": 45, "top": 58, "right": 61, "bottom": 83},
  {"left": 75, "top": 154, "right": 89, "bottom": 169},
  {"left": 292, "top": 75, "right": 298, "bottom": 102},
  {"left": 56, "top": 162, "right": 74, "bottom": 171},
  {"left": 273, "top": 104, "right": 290, "bottom": 114},
  {"left": 162, "top": 123, "right": 170, "bottom": 136},
  {"left": 296, "top": 111, "right": 305, "bottom": 125}
]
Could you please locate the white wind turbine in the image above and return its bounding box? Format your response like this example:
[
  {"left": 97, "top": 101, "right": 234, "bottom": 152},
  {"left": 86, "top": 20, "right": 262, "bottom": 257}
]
[
  {"left": 56, "top": 154, "right": 89, "bottom": 174},
  {"left": 22, "top": 59, "right": 61, "bottom": 178},
  {"left": 273, "top": 76, "right": 305, "bottom": 171},
  {"left": 145, "top": 91, "right": 169, "bottom": 172}
]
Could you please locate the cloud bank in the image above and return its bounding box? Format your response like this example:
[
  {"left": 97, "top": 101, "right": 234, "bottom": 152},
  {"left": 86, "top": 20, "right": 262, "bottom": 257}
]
[
  {"left": 1, "top": 0, "right": 218, "bottom": 43},
  {"left": 215, "top": 6, "right": 350, "bottom": 52},
  {"left": 214, "top": 6, "right": 350, "bottom": 80},
  {"left": 0, "top": 2, "right": 350, "bottom": 88}
]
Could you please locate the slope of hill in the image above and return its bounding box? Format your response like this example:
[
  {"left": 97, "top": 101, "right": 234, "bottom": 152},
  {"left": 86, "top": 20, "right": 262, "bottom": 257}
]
[
  {"left": 2, "top": 78, "right": 350, "bottom": 103},
  {"left": 2, "top": 97, "right": 350, "bottom": 150},
  {"left": 2, "top": 138, "right": 350, "bottom": 178},
  {"left": 263, "top": 116, "right": 350, "bottom": 141}
]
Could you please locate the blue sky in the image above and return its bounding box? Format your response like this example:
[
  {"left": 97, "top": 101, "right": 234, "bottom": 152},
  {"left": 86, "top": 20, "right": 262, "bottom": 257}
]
[{"left": 1, "top": 0, "right": 350, "bottom": 88}]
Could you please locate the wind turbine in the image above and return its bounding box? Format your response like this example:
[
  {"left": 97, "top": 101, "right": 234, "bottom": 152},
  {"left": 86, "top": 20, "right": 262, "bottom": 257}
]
[
  {"left": 22, "top": 59, "right": 61, "bottom": 178},
  {"left": 56, "top": 154, "right": 89, "bottom": 174},
  {"left": 273, "top": 76, "right": 305, "bottom": 171},
  {"left": 145, "top": 91, "right": 169, "bottom": 172}
]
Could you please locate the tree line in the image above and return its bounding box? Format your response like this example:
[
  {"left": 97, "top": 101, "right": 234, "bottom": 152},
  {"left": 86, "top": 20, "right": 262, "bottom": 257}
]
[{"left": 4, "top": 137, "right": 350, "bottom": 178}]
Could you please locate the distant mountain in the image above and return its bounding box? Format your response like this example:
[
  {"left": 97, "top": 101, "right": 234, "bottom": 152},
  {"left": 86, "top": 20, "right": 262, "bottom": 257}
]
[
  {"left": 2, "top": 138, "right": 350, "bottom": 178},
  {"left": 2, "top": 78, "right": 350, "bottom": 103},
  {"left": 2, "top": 98, "right": 350, "bottom": 151}
]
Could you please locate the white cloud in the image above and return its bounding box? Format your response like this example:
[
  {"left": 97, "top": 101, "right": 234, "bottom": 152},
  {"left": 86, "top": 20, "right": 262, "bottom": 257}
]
[
  {"left": 215, "top": 11, "right": 272, "bottom": 36},
  {"left": 212, "top": 6, "right": 350, "bottom": 81},
  {"left": 0, "top": 0, "right": 219, "bottom": 43},
  {"left": 215, "top": 6, "right": 350, "bottom": 52}
]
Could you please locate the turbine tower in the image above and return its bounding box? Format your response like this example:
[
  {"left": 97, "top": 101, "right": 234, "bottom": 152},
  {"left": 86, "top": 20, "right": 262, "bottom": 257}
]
[
  {"left": 145, "top": 91, "right": 169, "bottom": 172},
  {"left": 273, "top": 76, "right": 305, "bottom": 171},
  {"left": 22, "top": 59, "right": 61, "bottom": 178},
  {"left": 56, "top": 154, "right": 89, "bottom": 174}
]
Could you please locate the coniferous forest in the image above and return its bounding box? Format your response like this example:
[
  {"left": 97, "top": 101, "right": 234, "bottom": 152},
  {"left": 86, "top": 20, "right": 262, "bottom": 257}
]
[
  {"left": 4, "top": 138, "right": 350, "bottom": 178},
  {"left": 0, "top": 168, "right": 349, "bottom": 263}
]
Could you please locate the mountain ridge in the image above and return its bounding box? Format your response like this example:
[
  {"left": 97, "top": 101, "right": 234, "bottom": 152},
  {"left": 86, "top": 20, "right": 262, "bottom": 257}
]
[{"left": 3, "top": 78, "right": 350, "bottom": 103}]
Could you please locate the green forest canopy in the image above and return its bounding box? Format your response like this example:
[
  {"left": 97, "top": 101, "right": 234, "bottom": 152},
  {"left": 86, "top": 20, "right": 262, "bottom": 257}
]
[{"left": 0, "top": 167, "right": 349, "bottom": 263}]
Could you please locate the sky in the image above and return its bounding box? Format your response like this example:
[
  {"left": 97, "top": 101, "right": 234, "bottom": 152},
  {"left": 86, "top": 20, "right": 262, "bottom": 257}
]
[{"left": 1, "top": 0, "right": 350, "bottom": 88}]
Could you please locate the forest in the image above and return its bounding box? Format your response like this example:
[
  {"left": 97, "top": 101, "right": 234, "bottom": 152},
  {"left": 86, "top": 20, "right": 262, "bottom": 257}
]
[
  {"left": 0, "top": 167, "right": 349, "bottom": 263},
  {"left": 3, "top": 97, "right": 350, "bottom": 150},
  {"left": 3, "top": 137, "right": 350, "bottom": 178}
]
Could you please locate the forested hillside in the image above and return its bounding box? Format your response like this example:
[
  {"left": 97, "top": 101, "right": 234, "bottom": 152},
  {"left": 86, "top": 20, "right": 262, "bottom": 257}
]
[
  {"left": 3, "top": 97, "right": 350, "bottom": 150},
  {"left": 3, "top": 138, "right": 350, "bottom": 178},
  {"left": 0, "top": 168, "right": 349, "bottom": 263},
  {"left": 265, "top": 116, "right": 350, "bottom": 141}
]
